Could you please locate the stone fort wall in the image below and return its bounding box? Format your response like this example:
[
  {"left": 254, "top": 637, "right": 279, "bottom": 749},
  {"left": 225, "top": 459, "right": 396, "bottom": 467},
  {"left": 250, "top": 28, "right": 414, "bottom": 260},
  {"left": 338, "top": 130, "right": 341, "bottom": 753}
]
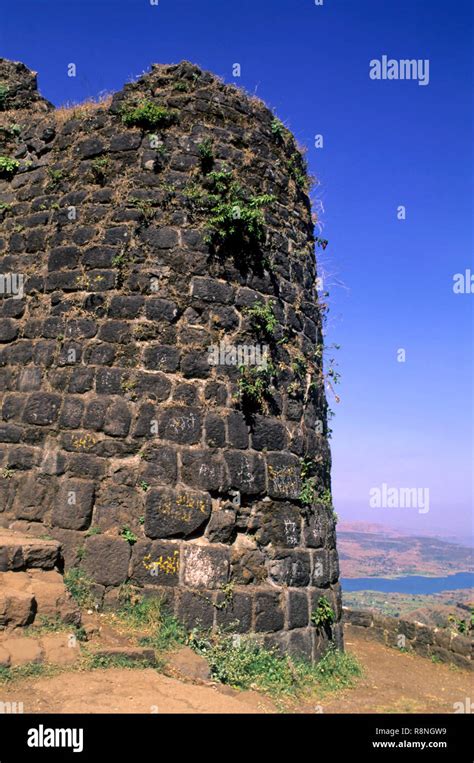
[
  {"left": 344, "top": 608, "right": 472, "bottom": 670},
  {"left": 0, "top": 58, "right": 341, "bottom": 661}
]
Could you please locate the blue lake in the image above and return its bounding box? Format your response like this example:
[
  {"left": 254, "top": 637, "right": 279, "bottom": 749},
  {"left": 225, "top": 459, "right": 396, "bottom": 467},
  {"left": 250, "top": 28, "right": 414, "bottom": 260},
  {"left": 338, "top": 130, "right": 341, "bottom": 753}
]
[{"left": 341, "top": 572, "right": 474, "bottom": 595}]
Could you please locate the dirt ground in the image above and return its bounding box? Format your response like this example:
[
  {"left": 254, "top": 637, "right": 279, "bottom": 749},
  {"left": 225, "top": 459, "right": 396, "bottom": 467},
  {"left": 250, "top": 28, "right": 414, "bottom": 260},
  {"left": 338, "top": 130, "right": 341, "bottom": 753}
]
[
  {"left": 318, "top": 631, "right": 472, "bottom": 714},
  {"left": 1, "top": 630, "right": 471, "bottom": 714}
]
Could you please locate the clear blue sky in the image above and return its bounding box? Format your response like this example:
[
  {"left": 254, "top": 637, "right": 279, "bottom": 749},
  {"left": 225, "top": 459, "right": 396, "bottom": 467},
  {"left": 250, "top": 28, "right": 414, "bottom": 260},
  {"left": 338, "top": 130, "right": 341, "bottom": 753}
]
[{"left": 2, "top": 0, "right": 472, "bottom": 541}]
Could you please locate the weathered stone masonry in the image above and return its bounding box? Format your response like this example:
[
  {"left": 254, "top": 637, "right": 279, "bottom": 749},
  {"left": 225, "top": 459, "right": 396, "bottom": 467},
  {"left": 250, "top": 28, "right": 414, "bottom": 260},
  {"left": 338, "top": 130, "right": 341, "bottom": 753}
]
[
  {"left": 344, "top": 608, "right": 472, "bottom": 670},
  {"left": 0, "top": 58, "right": 342, "bottom": 661}
]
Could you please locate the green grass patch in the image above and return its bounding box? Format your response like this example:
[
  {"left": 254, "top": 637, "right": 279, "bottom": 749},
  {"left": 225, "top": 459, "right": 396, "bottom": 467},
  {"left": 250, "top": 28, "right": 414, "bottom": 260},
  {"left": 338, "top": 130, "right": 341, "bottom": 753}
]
[
  {"left": 46, "top": 167, "right": 67, "bottom": 189},
  {"left": 212, "top": 195, "right": 273, "bottom": 243},
  {"left": 138, "top": 615, "right": 186, "bottom": 653},
  {"left": 197, "top": 138, "right": 214, "bottom": 173},
  {"left": 271, "top": 118, "right": 286, "bottom": 141},
  {"left": 89, "top": 156, "right": 109, "bottom": 184},
  {"left": 24, "top": 615, "right": 87, "bottom": 642},
  {"left": 0, "top": 83, "right": 9, "bottom": 109},
  {"left": 311, "top": 595, "right": 335, "bottom": 628},
  {"left": 311, "top": 646, "right": 363, "bottom": 692},
  {"left": 287, "top": 151, "right": 309, "bottom": 190},
  {"left": 0, "top": 662, "right": 60, "bottom": 685},
  {"left": 0, "top": 156, "right": 19, "bottom": 178},
  {"left": 128, "top": 196, "right": 155, "bottom": 225},
  {"left": 204, "top": 170, "right": 273, "bottom": 249},
  {"left": 64, "top": 567, "right": 97, "bottom": 609},
  {"left": 173, "top": 81, "right": 189, "bottom": 93},
  {"left": 244, "top": 300, "right": 278, "bottom": 339},
  {"left": 189, "top": 631, "right": 362, "bottom": 698},
  {"left": 237, "top": 362, "right": 275, "bottom": 414},
  {"left": 0, "top": 123, "right": 21, "bottom": 140},
  {"left": 121, "top": 100, "right": 177, "bottom": 130},
  {"left": 114, "top": 589, "right": 186, "bottom": 653},
  {"left": 84, "top": 653, "right": 151, "bottom": 671},
  {"left": 84, "top": 526, "right": 101, "bottom": 537},
  {"left": 120, "top": 526, "right": 138, "bottom": 545}
]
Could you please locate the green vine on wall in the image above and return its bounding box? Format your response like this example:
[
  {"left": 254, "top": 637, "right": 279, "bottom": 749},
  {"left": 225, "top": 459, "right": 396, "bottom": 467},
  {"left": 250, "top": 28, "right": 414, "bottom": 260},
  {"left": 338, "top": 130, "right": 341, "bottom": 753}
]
[{"left": 203, "top": 170, "right": 274, "bottom": 250}]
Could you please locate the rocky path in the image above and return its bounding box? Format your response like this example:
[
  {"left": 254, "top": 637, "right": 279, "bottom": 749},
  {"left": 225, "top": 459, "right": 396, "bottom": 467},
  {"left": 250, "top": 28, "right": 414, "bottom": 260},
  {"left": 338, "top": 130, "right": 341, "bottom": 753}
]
[
  {"left": 2, "top": 667, "right": 275, "bottom": 714},
  {"left": 319, "top": 628, "right": 472, "bottom": 714},
  {"left": 0, "top": 629, "right": 470, "bottom": 714}
]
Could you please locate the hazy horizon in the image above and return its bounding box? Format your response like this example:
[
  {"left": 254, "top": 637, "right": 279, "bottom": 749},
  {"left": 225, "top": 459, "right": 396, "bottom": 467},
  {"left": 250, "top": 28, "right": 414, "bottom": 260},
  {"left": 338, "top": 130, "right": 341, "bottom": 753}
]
[{"left": 337, "top": 517, "right": 473, "bottom": 549}]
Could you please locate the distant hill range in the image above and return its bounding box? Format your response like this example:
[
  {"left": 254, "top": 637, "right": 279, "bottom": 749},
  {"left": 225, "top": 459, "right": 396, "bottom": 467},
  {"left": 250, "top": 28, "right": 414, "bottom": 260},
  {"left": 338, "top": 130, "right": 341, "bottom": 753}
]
[
  {"left": 337, "top": 522, "right": 473, "bottom": 578},
  {"left": 343, "top": 589, "right": 473, "bottom": 629}
]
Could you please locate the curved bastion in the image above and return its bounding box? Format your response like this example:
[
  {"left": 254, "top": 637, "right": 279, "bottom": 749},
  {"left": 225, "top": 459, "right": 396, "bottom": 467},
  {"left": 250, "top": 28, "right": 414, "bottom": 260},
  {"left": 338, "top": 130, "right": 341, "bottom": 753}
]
[{"left": 0, "top": 58, "right": 342, "bottom": 661}]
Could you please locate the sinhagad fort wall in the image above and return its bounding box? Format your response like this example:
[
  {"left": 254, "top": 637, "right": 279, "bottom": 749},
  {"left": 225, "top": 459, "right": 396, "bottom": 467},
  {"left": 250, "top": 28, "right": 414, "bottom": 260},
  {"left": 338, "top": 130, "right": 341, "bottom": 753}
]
[
  {"left": 344, "top": 608, "right": 472, "bottom": 671},
  {"left": 0, "top": 58, "right": 342, "bottom": 661}
]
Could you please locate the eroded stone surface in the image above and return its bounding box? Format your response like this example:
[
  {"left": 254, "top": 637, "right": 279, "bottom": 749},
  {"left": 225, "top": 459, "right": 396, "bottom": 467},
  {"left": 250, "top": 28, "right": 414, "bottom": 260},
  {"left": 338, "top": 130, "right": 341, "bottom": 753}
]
[
  {"left": 0, "top": 58, "right": 341, "bottom": 661},
  {"left": 1, "top": 636, "right": 43, "bottom": 666},
  {"left": 0, "top": 564, "right": 80, "bottom": 629}
]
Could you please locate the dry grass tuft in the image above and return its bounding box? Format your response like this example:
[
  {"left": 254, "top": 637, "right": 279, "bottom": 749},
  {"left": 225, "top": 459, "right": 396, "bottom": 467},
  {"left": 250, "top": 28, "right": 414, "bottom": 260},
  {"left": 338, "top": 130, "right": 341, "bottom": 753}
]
[{"left": 54, "top": 93, "right": 113, "bottom": 125}]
